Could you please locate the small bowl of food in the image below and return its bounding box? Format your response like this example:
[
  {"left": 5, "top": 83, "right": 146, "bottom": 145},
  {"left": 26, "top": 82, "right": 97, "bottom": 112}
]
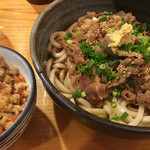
[
  {"left": 30, "top": 0, "right": 150, "bottom": 137},
  {"left": 0, "top": 46, "right": 36, "bottom": 149}
]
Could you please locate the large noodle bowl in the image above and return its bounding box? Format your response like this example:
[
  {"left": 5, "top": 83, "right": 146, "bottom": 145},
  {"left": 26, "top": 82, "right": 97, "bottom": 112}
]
[{"left": 46, "top": 11, "right": 150, "bottom": 126}]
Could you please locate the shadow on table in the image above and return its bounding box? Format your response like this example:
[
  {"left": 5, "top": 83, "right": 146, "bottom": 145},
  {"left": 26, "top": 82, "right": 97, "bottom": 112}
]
[
  {"left": 0, "top": 34, "right": 14, "bottom": 50},
  {"left": 54, "top": 103, "right": 72, "bottom": 132},
  {"left": 79, "top": 132, "right": 150, "bottom": 150},
  {"left": 8, "top": 107, "right": 59, "bottom": 150}
]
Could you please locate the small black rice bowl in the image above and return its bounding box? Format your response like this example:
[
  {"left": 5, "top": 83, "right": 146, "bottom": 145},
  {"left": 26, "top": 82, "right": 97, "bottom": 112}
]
[
  {"left": 30, "top": 0, "right": 150, "bottom": 138},
  {"left": 0, "top": 46, "right": 36, "bottom": 149}
]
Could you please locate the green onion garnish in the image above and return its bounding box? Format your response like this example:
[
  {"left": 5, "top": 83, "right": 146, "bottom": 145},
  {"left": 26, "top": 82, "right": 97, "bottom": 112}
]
[
  {"left": 128, "top": 62, "right": 133, "bottom": 67},
  {"left": 95, "top": 67, "right": 102, "bottom": 76},
  {"left": 98, "top": 41, "right": 103, "bottom": 48},
  {"left": 141, "top": 23, "right": 147, "bottom": 31},
  {"left": 78, "top": 64, "right": 86, "bottom": 73},
  {"left": 115, "top": 50, "right": 118, "bottom": 55},
  {"left": 104, "top": 12, "right": 113, "bottom": 16},
  {"left": 117, "top": 77, "right": 120, "bottom": 81},
  {"left": 112, "top": 91, "right": 120, "bottom": 98},
  {"left": 72, "top": 88, "right": 82, "bottom": 98},
  {"left": 111, "top": 116, "right": 119, "bottom": 121},
  {"left": 72, "top": 89, "right": 86, "bottom": 98},
  {"left": 108, "top": 60, "right": 117, "bottom": 67},
  {"left": 99, "top": 16, "right": 107, "bottom": 22},
  {"left": 129, "top": 81, "right": 135, "bottom": 88},
  {"left": 107, "top": 28, "right": 115, "bottom": 33},
  {"left": 76, "top": 30, "right": 82, "bottom": 36},
  {"left": 123, "top": 73, "right": 129, "bottom": 76},
  {"left": 65, "top": 37, "right": 70, "bottom": 41},
  {"left": 66, "top": 39, "right": 73, "bottom": 44},
  {"left": 81, "top": 91, "right": 86, "bottom": 97},
  {"left": 87, "top": 58, "right": 95, "bottom": 69},
  {"left": 120, "top": 112, "right": 129, "bottom": 121},
  {"left": 110, "top": 101, "right": 117, "bottom": 108},
  {"left": 99, "top": 64, "right": 106, "bottom": 69},
  {"left": 66, "top": 31, "right": 73, "bottom": 37}
]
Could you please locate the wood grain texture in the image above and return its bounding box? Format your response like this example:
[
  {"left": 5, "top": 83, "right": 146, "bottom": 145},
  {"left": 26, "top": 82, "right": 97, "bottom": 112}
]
[{"left": 0, "top": 0, "right": 150, "bottom": 150}]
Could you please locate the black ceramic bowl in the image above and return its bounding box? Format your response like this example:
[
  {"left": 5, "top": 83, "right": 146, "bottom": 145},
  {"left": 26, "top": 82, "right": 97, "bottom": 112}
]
[
  {"left": 0, "top": 46, "right": 36, "bottom": 149},
  {"left": 30, "top": 0, "right": 150, "bottom": 138}
]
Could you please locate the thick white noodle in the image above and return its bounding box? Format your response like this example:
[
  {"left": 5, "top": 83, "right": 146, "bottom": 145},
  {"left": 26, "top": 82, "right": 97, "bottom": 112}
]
[
  {"left": 128, "top": 104, "right": 144, "bottom": 126},
  {"left": 52, "top": 63, "right": 66, "bottom": 69},
  {"left": 49, "top": 69, "right": 59, "bottom": 85},
  {"left": 67, "top": 22, "right": 77, "bottom": 32},
  {"left": 75, "top": 98, "right": 92, "bottom": 108},
  {"left": 62, "top": 93, "right": 72, "bottom": 99},
  {"left": 54, "top": 53, "right": 67, "bottom": 63},
  {"left": 50, "top": 31, "right": 65, "bottom": 48},
  {"left": 55, "top": 77, "right": 72, "bottom": 94},
  {"left": 120, "top": 101, "right": 138, "bottom": 118},
  {"left": 52, "top": 47, "right": 66, "bottom": 58},
  {"left": 46, "top": 58, "right": 53, "bottom": 77},
  {"left": 59, "top": 70, "right": 66, "bottom": 83}
]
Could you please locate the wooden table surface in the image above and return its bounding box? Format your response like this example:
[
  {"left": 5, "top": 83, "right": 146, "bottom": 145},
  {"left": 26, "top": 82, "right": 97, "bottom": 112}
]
[{"left": 0, "top": 0, "right": 150, "bottom": 150}]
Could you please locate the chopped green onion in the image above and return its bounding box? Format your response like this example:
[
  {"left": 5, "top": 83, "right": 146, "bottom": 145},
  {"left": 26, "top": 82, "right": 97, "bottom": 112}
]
[
  {"left": 95, "top": 67, "right": 101, "bottom": 76},
  {"left": 99, "top": 16, "right": 107, "bottom": 22},
  {"left": 128, "top": 62, "right": 133, "bottom": 67},
  {"left": 129, "top": 81, "right": 135, "bottom": 88},
  {"left": 111, "top": 116, "right": 119, "bottom": 121},
  {"left": 87, "top": 58, "right": 95, "bottom": 69},
  {"left": 107, "top": 28, "right": 115, "bottom": 33},
  {"left": 99, "top": 64, "right": 106, "bottom": 69},
  {"left": 98, "top": 110, "right": 107, "bottom": 118},
  {"left": 104, "top": 12, "right": 113, "bottom": 16},
  {"left": 120, "top": 112, "right": 129, "bottom": 121},
  {"left": 123, "top": 73, "right": 130, "bottom": 76},
  {"left": 115, "top": 50, "right": 118, "bottom": 55},
  {"left": 141, "top": 23, "right": 147, "bottom": 31},
  {"left": 139, "top": 36, "right": 149, "bottom": 43},
  {"left": 111, "top": 71, "right": 115, "bottom": 78},
  {"left": 117, "top": 77, "right": 120, "bottom": 81},
  {"left": 72, "top": 89, "right": 86, "bottom": 98},
  {"left": 110, "top": 101, "right": 117, "bottom": 108},
  {"left": 101, "top": 80, "right": 106, "bottom": 84},
  {"left": 65, "top": 37, "right": 70, "bottom": 41},
  {"left": 76, "top": 30, "right": 82, "bottom": 36},
  {"left": 121, "top": 17, "right": 124, "bottom": 22},
  {"left": 108, "top": 60, "right": 117, "bottom": 67},
  {"left": 81, "top": 91, "right": 86, "bottom": 97},
  {"left": 66, "top": 39, "right": 73, "bottom": 44},
  {"left": 91, "top": 46, "right": 95, "bottom": 50},
  {"left": 98, "top": 41, "right": 103, "bottom": 48},
  {"left": 72, "top": 88, "right": 82, "bottom": 98},
  {"left": 66, "top": 31, "right": 73, "bottom": 37},
  {"left": 112, "top": 91, "right": 120, "bottom": 98},
  {"left": 78, "top": 64, "right": 86, "bottom": 73}
]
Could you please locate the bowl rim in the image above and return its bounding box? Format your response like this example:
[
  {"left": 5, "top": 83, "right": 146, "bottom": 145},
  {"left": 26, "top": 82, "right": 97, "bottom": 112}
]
[
  {"left": 0, "top": 45, "right": 37, "bottom": 141},
  {"left": 30, "top": 0, "right": 150, "bottom": 135}
]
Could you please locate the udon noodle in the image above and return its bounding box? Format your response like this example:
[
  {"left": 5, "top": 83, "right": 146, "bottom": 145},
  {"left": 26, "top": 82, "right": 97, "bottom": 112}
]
[{"left": 46, "top": 11, "right": 150, "bottom": 126}]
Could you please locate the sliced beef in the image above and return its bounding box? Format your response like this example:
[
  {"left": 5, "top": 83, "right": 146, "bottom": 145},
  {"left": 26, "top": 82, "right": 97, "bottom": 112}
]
[
  {"left": 58, "top": 35, "right": 86, "bottom": 64},
  {"left": 121, "top": 89, "right": 136, "bottom": 101},
  {"left": 80, "top": 74, "right": 108, "bottom": 106},
  {"left": 116, "top": 11, "right": 136, "bottom": 23},
  {"left": 140, "top": 80, "right": 150, "bottom": 91},
  {"left": 137, "top": 90, "right": 150, "bottom": 103},
  {"left": 69, "top": 65, "right": 81, "bottom": 88}
]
